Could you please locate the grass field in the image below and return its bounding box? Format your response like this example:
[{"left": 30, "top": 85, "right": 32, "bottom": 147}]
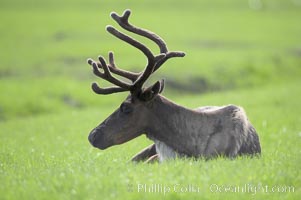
[{"left": 0, "top": 0, "right": 300, "bottom": 199}]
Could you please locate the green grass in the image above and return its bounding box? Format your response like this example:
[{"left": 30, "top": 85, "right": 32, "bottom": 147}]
[
  {"left": 1, "top": 81, "right": 300, "bottom": 199},
  {"left": 0, "top": 0, "right": 300, "bottom": 199}
]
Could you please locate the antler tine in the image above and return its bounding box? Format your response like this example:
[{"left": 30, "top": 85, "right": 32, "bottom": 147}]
[
  {"left": 87, "top": 58, "right": 132, "bottom": 95},
  {"left": 106, "top": 26, "right": 155, "bottom": 61},
  {"left": 153, "top": 51, "right": 186, "bottom": 72},
  {"left": 107, "top": 52, "right": 140, "bottom": 82},
  {"left": 91, "top": 82, "right": 128, "bottom": 95},
  {"left": 111, "top": 9, "right": 168, "bottom": 54},
  {"left": 92, "top": 52, "right": 139, "bottom": 82}
]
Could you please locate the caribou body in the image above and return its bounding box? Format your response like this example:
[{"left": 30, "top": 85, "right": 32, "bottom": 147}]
[{"left": 87, "top": 10, "right": 261, "bottom": 162}]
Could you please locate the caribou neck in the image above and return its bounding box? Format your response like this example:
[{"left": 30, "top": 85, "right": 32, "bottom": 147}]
[{"left": 145, "top": 95, "right": 206, "bottom": 156}]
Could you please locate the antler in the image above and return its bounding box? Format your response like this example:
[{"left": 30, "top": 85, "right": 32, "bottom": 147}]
[{"left": 88, "top": 9, "right": 185, "bottom": 95}]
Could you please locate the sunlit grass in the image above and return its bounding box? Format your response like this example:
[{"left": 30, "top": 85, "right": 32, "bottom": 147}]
[{"left": 1, "top": 81, "right": 300, "bottom": 199}]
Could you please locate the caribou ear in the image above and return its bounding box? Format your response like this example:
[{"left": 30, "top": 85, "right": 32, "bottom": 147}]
[
  {"left": 151, "top": 79, "right": 165, "bottom": 94},
  {"left": 158, "top": 79, "right": 165, "bottom": 94},
  {"left": 139, "top": 79, "right": 165, "bottom": 101}
]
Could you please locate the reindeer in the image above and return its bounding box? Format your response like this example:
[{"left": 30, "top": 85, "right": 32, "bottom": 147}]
[{"left": 87, "top": 10, "right": 261, "bottom": 163}]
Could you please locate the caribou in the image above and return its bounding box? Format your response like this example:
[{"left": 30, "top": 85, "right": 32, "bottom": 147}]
[{"left": 87, "top": 10, "right": 261, "bottom": 162}]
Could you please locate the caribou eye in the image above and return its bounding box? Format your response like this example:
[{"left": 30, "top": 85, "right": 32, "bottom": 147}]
[{"left": 120, "top": 102, "right": 133, "bottom": 114}]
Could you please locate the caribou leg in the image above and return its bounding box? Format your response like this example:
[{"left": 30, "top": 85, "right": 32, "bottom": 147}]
[
  {"left": 144, "top": 154, "right": 159, "bottom": 163},
  {"left": 131, "top": 143, "right": 156, "bottom": 162}
]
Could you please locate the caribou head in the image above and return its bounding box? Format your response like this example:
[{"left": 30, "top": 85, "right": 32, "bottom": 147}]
[{"left": 87, "top": 10, "right": 261, "bottom": 162}]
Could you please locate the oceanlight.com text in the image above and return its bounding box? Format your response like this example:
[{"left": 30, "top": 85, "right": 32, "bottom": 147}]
[{"left": 210, "top": 183, "right": 295, "bottom": 195}]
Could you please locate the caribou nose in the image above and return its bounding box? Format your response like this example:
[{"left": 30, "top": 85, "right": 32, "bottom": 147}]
[
  {"left": 88, "top": 127, "right": 110, "bottom": 149},
  {"left": 88, "top": 128, "right": 98, "bottom": 147}
]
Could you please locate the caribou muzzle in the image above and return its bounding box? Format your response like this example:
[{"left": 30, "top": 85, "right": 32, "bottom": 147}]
[{"left": 88, "top": 127, "right": 113, "bottom": 150}]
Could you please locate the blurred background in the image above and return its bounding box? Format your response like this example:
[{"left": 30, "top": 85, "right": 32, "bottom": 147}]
[{"left": 0, "top": 0, "right": 300, "bottom": 121}]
